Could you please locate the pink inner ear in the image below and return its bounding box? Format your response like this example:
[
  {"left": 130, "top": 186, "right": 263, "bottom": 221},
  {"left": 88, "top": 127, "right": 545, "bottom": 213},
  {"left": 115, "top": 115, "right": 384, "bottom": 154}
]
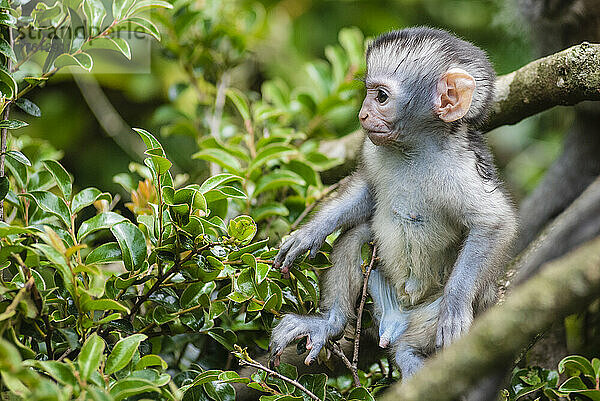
[{"left": 435, "top": 68, "right": 476, "bottom": 122}]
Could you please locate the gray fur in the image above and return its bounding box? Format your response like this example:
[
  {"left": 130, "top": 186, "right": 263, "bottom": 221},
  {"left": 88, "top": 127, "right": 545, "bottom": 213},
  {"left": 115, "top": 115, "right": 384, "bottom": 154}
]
[{"left": 270, "top": 27, "right": 517, "bottom": 378}]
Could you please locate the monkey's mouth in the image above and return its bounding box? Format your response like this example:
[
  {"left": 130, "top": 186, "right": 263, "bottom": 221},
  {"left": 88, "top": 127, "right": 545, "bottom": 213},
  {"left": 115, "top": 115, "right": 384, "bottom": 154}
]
[{"left": 367, "top": 131, "right": 396, "bottom": 146}]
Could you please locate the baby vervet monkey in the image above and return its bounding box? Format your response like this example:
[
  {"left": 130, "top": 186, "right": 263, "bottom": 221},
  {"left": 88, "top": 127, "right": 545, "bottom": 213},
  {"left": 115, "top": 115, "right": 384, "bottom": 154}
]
[{"left": 270, "top": 27, "right": 517, "bottom": 378}]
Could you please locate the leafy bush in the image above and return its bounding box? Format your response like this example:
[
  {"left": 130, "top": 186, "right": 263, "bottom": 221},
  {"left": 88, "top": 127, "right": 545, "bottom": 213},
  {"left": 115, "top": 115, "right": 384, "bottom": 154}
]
[{"left": 503, "top": 355, "right": 600, "bottom": 401}]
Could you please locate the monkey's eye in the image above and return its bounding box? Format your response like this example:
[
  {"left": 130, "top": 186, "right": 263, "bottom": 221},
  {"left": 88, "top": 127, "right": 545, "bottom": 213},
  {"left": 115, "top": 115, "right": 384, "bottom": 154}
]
[{"left": 376, "top": 89, "right": 388, "bottom": 104}]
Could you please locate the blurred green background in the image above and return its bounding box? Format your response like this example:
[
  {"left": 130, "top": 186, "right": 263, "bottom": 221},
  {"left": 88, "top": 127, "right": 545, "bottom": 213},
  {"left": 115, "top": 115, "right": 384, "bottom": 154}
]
[{"left": 14, "top": 0, "right": 566, "bottom": 201}]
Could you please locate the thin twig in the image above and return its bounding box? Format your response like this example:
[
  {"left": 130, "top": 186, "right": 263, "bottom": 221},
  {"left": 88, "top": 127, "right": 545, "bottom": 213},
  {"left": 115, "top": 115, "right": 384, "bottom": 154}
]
[
  {"left": 240, "top": 359, "right": 321, "bottom": 401},
  {"left": 0, "top": 23, "right": 13, "bottom": 221},
  {"left": 290, "top": 180, "right": 343, "bottom": 231},
  {"left": 328, "top": 341, "right": 360, "bottom": 387},
  {"left": 352, "top": 245, "right": 377, "bottom": 371}
]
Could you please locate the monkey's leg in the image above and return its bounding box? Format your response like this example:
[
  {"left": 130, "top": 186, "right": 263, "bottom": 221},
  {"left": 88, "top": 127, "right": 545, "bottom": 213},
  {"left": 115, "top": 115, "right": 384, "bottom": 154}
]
[
  {"left": 270, "top": 223, "right": 370, "bottom": 366},
  {"left": 394, "top": 344, "right": 424, "bottom": 379},
  {"left": 368, "top": 269, "right": 409, "bottom": 348}
]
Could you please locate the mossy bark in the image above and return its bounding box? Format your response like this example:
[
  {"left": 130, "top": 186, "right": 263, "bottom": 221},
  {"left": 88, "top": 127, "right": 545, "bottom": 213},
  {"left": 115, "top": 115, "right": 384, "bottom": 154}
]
[{"left": 486, "top": 42, "right": 600, "bottom": 130}]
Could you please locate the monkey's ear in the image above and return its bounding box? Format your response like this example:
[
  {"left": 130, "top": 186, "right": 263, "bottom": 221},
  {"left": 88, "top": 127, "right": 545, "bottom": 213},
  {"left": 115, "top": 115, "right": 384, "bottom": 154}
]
[{"left": 434, "top": 68, "right": 476, "bottom": 122}]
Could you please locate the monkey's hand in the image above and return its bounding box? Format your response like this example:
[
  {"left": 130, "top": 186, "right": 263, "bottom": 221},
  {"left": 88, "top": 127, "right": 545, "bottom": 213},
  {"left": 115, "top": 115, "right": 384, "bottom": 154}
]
[
  {"left": 273, "top": 226, "right": 327, "bottom": 274},
  {"left": 435, "top": 295, "right": 473, "bottom": 349},
  {"left": 269, "top": 312, "right": 343, "bottom": 367},
  {"left": 378, "top": 310, "right": 409, "bottom": 348}
]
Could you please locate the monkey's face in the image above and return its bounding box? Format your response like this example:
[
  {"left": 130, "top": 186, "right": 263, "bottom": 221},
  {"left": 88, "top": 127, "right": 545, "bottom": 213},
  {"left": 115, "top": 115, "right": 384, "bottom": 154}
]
[
  {"left": 359, "top": 77, "right": 402, "bottom": 146},
  {"left": 359, "top": 65, "right": 477, "bottom": 147}
]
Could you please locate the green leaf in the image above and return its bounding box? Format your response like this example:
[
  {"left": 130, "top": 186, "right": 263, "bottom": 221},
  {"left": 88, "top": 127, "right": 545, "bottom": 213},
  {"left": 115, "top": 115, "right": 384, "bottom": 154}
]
[
  {"left": 0, "top": 119, "right": 28, "bottom": 129},
  {"left": 0, "top": 12, "right": 16, "bottom": 28},
  {"left": 110, "top": 377, "right": 159, "bottom": 401},
  {"left": 199, "top": 173, "right": 243, "bottom": 193},
  {"left": 42, "top": 159, "right": 73, "bottom": 200},
  {"left": 180, "top": 282, "right": 215, "bottom": 309},
  {"left": 126, "top": 0, "right": 172, "bottom": 16},
  {"left": 559, "top": 355, "right": 596, "bottom": 379},
  {"left": 253, "top": 170, "right": 305, "bottom": 197},
  {"left": 72, "top": 187, "right": 110, "bottom": 214},
  {"left": 86, "top": 242, "right": 122, "bottom": 264},
  {"left": 145, "top": 147, "right": 172, "bottom": 175},
  {"left": 110, "top": 17, "right": 160, "bottom": 41},
  {"left": 5, "top": 155, "right": 27, "bottom": 189},
  {"left": 104, "top": 333, "right": 147, "bottom": 375},
  {"left": 78, "top": 211, "right": 127, "bottom": 240},
  {"left": 226, "top": 88, "right": 251, "bottom": 121},
  {"left": 255, "top": 263, "right": 270, "bottom": 284},
  {"left": 21, "top": 190, "right": 70, "bottom": 227},
  {"left": 15, "top": 98, "right": 42, "bottom": 117},
  {"left": 133, "top": 127, "right": 162, "bottom": 150},
  {"left": 0, "top": 66, "right": 16, "bottom": 98},
  {"left": 26, "top": 360, "right": 77, "bottom": 387},
  {"left": 228, "top": 215, "right": 257, "bottom": 244},
  {"left": 110, "top": 221, "right": 146, "bottom": 271},
  {"left": 134, "top": 354, "right": 167, "bottom": 370},
  {"left": 112, "top": 0, "right": 134, "bottom": 19},
  {"left": 251, "top": 203, "right": 289, "bottom": 222},
  {"left": 83, "top": 36, "right": 131, "bottom": 59},
  {"left": 6, "top": 150, "right": 32, "bottom": 166},
  {"left": 78, "top": 333, "right": 105, "bottom": 381},
  {"left": 83, "top": 0, "right": 106, "bottom": 35},
  {"left": 298, "top": 374, "right": 327, "bottom": 401},
  {"left": 82, "top": 299, "right": 129, "bottom": 314},
  {"left": 0, "top": 176, "right": 7, "bottom": 201},
  {"left": 55, "top": 52, "right": 93, "bottom": 71},
  {"left": 0, "top": 36, "right": 15, "bottom": 62},
  {"left": 558, "top": 376, "right": 588, "bottom": 392},
  {"left": 247, "top": 144, "right": 296, "bottom": 172},
  {"left": 193, "top": 148, "right": 242, "bottom": 174},
  {"left": 347, "top": 387, "right": 375, "bottom": 401},
  {"left": 204, "top": 381, "right": 235, "bottom": 401}
]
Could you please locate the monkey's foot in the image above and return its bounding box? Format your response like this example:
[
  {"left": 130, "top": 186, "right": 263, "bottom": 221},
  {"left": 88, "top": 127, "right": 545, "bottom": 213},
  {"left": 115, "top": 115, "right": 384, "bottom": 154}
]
[{"left": 269, "top": 313, "right": 341, "bottom": 367}]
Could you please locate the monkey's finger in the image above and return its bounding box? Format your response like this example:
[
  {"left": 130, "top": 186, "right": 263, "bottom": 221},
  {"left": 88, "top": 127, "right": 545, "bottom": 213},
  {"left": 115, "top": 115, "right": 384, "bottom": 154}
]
[
  {"left": 281, "top": 245, "right": 307, "bottom": 272},
  {"left": 309, "top": 241, "right": 321, "bottom": 259},
  {"left": 274, "top": 237, "right": 296, "bottom": 268},
  {"left": 304, "top": 340, "right": 324, "bottom": 365}
]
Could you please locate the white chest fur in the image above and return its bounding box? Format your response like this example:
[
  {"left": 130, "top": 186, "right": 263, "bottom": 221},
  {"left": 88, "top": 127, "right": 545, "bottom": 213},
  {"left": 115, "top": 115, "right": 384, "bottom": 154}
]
[{"left": 362, "top": 141, "right": 465, "bottom": 307}]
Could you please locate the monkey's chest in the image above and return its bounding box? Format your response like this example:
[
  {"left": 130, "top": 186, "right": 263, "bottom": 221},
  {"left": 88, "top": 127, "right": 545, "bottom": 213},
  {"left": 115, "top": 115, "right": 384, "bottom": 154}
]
[{"left": 372, "top": 195, "right": 463, "bottom": 306}]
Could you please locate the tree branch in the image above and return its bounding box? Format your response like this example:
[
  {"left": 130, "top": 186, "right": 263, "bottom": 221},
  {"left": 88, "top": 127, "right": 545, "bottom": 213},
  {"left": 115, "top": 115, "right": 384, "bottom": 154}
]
[
  {"left": 485, "top": 42, "right": 600, "bottom": 131},
  {"left": 381, "top": 235, "right": 600, "bottom": 401}
]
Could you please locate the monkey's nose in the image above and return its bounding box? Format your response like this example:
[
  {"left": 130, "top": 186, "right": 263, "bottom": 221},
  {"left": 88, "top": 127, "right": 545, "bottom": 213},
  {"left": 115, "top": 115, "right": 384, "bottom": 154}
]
[{"left": 359, "top": 110, "right": 369, "bottom": 121}]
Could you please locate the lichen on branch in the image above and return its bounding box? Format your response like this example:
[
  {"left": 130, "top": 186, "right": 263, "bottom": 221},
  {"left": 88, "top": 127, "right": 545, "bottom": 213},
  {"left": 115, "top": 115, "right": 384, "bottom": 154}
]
[{"left": 486, "top": 42, "right": 600, "bottom": 130}]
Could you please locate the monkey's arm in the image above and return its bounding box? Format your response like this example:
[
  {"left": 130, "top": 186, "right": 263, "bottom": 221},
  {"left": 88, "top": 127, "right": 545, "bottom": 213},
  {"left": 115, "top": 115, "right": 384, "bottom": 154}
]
[
  {"left": 270, "top": 223, "right": 371, "bottom": 366},
  {"left": 436, "top": 192, "right": 517, "bottom": 348},
  {"left": 274, "top": 172, "right": 373, "bottom": 273}
]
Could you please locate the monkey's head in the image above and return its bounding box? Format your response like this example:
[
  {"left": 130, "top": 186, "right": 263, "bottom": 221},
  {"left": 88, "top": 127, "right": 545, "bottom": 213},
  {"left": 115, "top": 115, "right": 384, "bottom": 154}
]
[{"left": 359, "top": 27, "right": 495, "bottom": 147}]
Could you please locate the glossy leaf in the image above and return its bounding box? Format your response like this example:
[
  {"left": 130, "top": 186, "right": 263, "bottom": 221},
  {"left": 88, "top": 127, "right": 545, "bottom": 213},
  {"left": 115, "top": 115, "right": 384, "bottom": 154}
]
[
  {"left": 78, "top": 333, "right": 105, "bottom": 381},
  {"left": 0, "top": 37, "right": 15, "bottom": 62},
  {"left": 54, "top": 52, "right": 93, "bottom": 71},
  {"left": 199, "top": 173, "right": 243, "bottom": 193},
  {"left": 78, "top": 211, "right": 127, "bottom": 240},
  {"left": 83, "top": 0, "right": 106, "bottom": 35},
  {"left": 110, "top": 221, "right": 146, "bottom": 270},
  {"left": 86, "top": 242, "right": 122, "bottom": 264},
  {"left": 110, "top": 17, "right": 160, "bottom": 41},
  {"left": 83, "top": 37, "right": 131, "bottom": 59},
  {"left": 72, "top": 187, "right": 110, "bottom": 214},
  {"left": 226, "top": 88, "right": 251, "bottom": 121},
  {"left": 6, "top": 150, "right": 32, "bottom": 166},
  {"left": 21, "top": 191, "right": 70, "bottom": 227},
  {"left": 193, "top": 148, "right": 242, "bottom": 174},
  {"left": 0, "top": 120, "right": 28, "bottom": 129},
  {"left": 15, "top": 98, "right": 42, "bottom": 117},
  {"left": 253, "top": 170, "right": 305, "bottom": 197},
  {"left": 82, "top": 299, "right": 129, "bottom": 314},
  {"left": 104, "top": 333, "right": 147, "bottom": 374},
  {"left": 42, "top": 159, "right": 73, "bottom": 200}
]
